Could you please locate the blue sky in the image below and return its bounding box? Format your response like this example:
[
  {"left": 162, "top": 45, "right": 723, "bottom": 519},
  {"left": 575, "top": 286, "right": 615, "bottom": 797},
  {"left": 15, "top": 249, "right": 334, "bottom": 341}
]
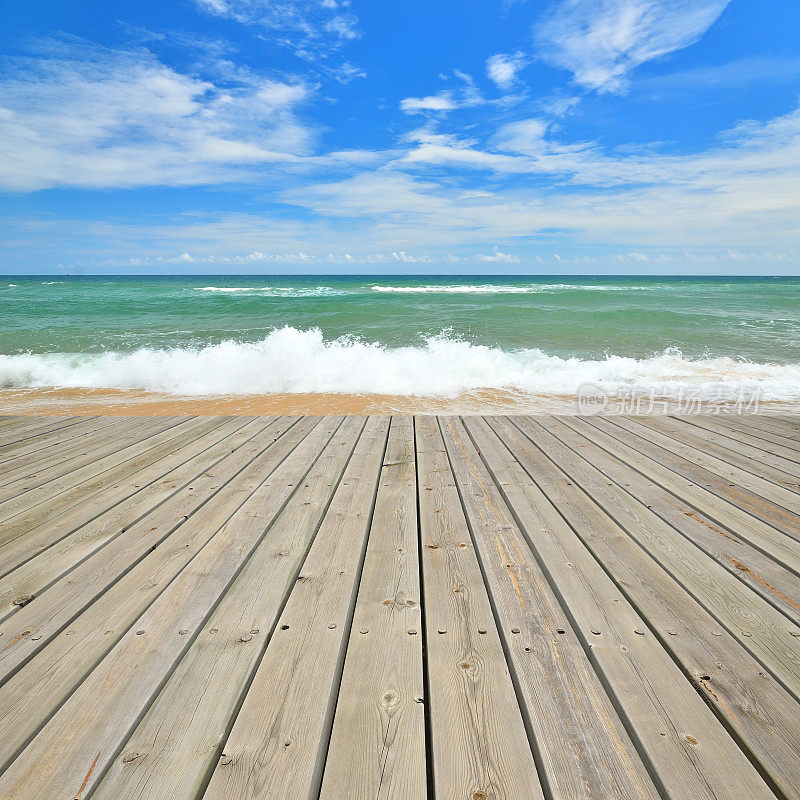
[{"left": 1, "top": 0, "right": 799, "bottom": 274}]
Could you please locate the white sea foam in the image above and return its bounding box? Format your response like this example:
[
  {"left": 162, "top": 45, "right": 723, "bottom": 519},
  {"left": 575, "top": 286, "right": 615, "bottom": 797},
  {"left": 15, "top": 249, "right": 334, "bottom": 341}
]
[
  {"left": 370, "top": 283, "right": 654, "bottom": 294},
  {"left": 1, "top": 327, "right": 798, "bottom": 401},
  {"left": 195, "top": 286, "right": 345, "bottom": 297}
]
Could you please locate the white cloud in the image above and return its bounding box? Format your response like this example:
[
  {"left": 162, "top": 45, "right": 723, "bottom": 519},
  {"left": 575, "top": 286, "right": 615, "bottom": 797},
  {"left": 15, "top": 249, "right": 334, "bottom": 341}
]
[
  {"left": 535, "top": 0, "right": 731, "bottom": 93},
  {"left": 0, "top": 42, "right": 314, "bottom": 191},
  {"left": 486, "top": 52, "right": 527, "bottom": 89},
  {"left": 476, "top": 249, "right": 521, "bottom": 262},
  {"left": 491, "top": 118, "right": 551, "bottom": 154},
  {"left": 279, "top": 101, "right": 800, "bottom": 252},
  {"left": 324, "top": 15, "right": 360, "bottom": 40},
  {"left": 399, "top": 93, "right": 457, "bottom": 113},
  {"left": 193, "top": 0, "right": 360, "bottom": 57}
]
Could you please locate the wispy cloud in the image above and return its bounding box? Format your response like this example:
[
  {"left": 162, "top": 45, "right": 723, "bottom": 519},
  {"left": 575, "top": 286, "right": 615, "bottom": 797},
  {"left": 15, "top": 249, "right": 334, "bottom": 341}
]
[
  {"left": 534, "top": 0, "right": 731, "bottom": 93},
  {"left": 278, "top": 100, "right": 800, "bottom": 252},
  {"left": 193, "top": 0, "right": 360, "bottom": 58},
  {"left": 0, "top": 41, "right": 315, "bottom": 191}
]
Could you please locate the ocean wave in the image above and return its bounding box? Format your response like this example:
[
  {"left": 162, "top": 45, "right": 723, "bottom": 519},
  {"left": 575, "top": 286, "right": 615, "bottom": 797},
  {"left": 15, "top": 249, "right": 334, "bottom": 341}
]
[
  {"left": 1, "top": 327, "right": 798, "bottom": 401},
  {"left": 195, "top": 286, "right": 346, "bottom": 297},
  {"left": 370, "top": 283, "right": 654, "bottom": 294}
]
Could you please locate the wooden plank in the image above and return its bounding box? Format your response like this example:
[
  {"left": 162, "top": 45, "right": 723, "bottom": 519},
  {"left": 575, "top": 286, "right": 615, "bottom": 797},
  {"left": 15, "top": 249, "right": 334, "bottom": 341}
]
[
  {"left": 615, "top": 415, "right": 800, "bottom": 509},
  {"left": 0, "top": 416, "right": 183, "bottom": 526},
  {"left": 0, "top": 418, "right": 238, "bottom": 564},
  {"left": 673, "top": 414, "right": 800, "bottom": 469},
  {"left": 511, "top": 417, "right": 800, "bottom": 702},
  {"left": 200, "top": 416, "right": 390, "bottom": 800},
  {"left": 743, "top": 415, "right": 800, "bottom": 441},
  {"left": 0, "top": 416, "right": 344, "bottom": 795},
  {"left": 565, "top": 416, "right": 800, "bottom": 577},
  {"left": 0, "top": 416, "right": 246, "bottom": 577},
  {"left": 0, "top": 416, "right": 120, "bottom": 472},
  {"left": 600, "top": 417, "right": 800, "bottom": 541},
  {"left": 491, "top": 416, "right": 800, "bottom": 798},
  {"left": 0, "top": 417, "right": 205, "bottom": 540},
  {"left": 0, "top": 416, "right": 258, "bottom": 613},
  {"left": 539, "top": 416, "right": 800, "bottom": 626},
  {"left": 0, "top": 418, "right": 316, "bottom": 776},
  {"left": 0, "top": 415, "right": 143, "bottom": 488},
  {"left": 591, "top": 417, "right": 800, "bottom": 541},
  {"left": 713, "top": 414, "right": 800, "bottom": 454},
  {"left": 0, "top": 416, "right": 174, "bottom": 503},
  {"left": 318, "top": 416, "right": 426, "bottom": 800},
  {"left": 444, "top": 417, "right": 660, "bottom": 800},
  {"left": 93, "top": 416, "right": 366, "bottom": 800},
  {"left": 0, "top": 416, "right": 303, "bottom": 690},
  {"left": 639, "top": 415, "right": 800, "bottom": 486},
  {"left": 0, "top": 416, "right": 84, "bottom": 450},
  {"left": 413, "top": 415, "right": 544, "bottom": 800}
]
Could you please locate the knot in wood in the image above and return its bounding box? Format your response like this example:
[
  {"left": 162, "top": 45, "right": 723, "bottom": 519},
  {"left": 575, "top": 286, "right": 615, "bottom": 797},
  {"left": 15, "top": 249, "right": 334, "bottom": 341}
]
[{"left": 12, "top": 594, "right": 35, "bottom": 608}]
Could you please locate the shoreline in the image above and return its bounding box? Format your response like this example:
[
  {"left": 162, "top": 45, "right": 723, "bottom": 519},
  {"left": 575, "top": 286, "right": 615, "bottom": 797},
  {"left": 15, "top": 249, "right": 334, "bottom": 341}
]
[{"left": 1, "top": 387, "right": 797, "bottom": 415}]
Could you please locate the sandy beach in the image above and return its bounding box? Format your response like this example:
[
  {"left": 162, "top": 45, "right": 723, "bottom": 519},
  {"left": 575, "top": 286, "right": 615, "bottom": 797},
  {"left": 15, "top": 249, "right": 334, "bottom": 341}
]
[{"left": 1, "top": 386, "right": 797, "bottom": 416}]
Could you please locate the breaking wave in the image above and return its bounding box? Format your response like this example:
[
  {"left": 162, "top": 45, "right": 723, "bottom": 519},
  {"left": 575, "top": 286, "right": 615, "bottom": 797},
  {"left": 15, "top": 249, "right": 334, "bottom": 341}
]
[
  {"left": 1, "top": 327, "right": 798, "bottom": 401},
  {"left": 195, "top": 286, "right": 346, "bottom": 297},
  {"left": 370, "top": 283, "right": 655, "bottom": 294}
]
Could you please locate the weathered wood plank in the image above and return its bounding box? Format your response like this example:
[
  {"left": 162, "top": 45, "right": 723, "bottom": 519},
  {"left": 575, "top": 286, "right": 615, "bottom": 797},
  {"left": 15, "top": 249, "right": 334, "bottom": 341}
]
[
  {"left": 496, "top": 416, "right": 800, "bottom": 798},
  {"left": 713, "top": 414, "right": 800, "bottom": 455},
  {"left": 0, "top": 417, "right": 211, "bottom": 543},
  {"left": 562, "top": 416, "right": 800, "bottom": 577},
  {"left": 0, "top": 416, "right": 300, "bottom": 689},
  {"left": 0, "top": 416, "right": 188, "bottom": 528},
  {"left": 0, "top": 417, "right": 323, "bottom": 775},
  {"left": 0, "top": 416, "right": 257, "bottom": 614},
  {"left": 599, "top": 417, "right": 800, "bottom": 541},
  {"left": 0, "top": 417, "right": 235, "bottom": 564},
  {"left": 319, "top": 416, "right": 426, "bottom": 800},
  {"left": 639, "top": 414, "right": 800, "bottom": 486},
  {"left": 0, "top": 416, "right": 120, "bottom": 473},
  {"left": 0, "top": 415, "right": 148, "bottom": 489},
  {"left": 512, "top": 417, "right": 800, "bottom": 701},
  {"left": 414, "top": 415, "right": 544, "bottom": 800},
  {"left": 0, "top": 416, "right": 175, "bottom": 504},
  {"left": 0, "top": 416, "right": 84, "bottom": 450},
  {"left": 93, "top": 416, "right": 366, "bottom": 800},
  {"left": 615, "top": 415, "right": 800, "bottom": 510},
  {"left": 672, "top": 414, "right": 800, "bottom": 470},
  {"left": 540, "top": 416, "right": 800, "bottom": 626},
  {"left": 445, "top": 417, "right": 660, "bottom": 800},
  {"left": 743, "top": 415, "right": 800, "bottom": 442},
  {"left": 0, "top": 417, "right": 344, "bottom": 797},
  {"left": 201, "top": 416, "right": 389, "bottom": 800}
]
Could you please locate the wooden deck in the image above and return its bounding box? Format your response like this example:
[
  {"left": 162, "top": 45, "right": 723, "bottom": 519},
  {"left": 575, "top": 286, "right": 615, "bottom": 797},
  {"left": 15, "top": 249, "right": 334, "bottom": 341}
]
[{"left": 0, "top": 414, "right": 798, "bottom": 800}]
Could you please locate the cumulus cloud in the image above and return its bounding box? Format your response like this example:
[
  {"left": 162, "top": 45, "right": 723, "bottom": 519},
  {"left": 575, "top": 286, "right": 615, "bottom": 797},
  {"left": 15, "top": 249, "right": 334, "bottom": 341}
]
[
  {"left": 486, "top": 52, "right": 527, "bottom": 89},
  {"left": 476, "top": 249, "right": 521, "bottom": 262},
  {"left": 534, "top": 0, "right": 731, "bottom": 93},
  {"left": 0, "top": 41, "right": 314, "bottom": 191}
]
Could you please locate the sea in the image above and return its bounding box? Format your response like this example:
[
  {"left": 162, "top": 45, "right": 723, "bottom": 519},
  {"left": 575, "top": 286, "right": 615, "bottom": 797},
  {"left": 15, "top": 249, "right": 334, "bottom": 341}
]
[{"left": 1, "top": 275, "right": 798, "bottom": 411}]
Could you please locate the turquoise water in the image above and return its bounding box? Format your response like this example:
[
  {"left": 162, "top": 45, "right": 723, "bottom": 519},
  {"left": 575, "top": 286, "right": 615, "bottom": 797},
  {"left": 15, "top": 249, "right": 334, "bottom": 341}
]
[{"left": 1, "top": 275, "right": 798, "bottom": 401}]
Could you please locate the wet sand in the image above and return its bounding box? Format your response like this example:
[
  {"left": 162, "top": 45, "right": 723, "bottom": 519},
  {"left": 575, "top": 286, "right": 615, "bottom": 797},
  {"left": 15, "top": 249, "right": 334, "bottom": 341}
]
[{"left": 0, "top": 387, "right": 796, "bottom": 416}]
